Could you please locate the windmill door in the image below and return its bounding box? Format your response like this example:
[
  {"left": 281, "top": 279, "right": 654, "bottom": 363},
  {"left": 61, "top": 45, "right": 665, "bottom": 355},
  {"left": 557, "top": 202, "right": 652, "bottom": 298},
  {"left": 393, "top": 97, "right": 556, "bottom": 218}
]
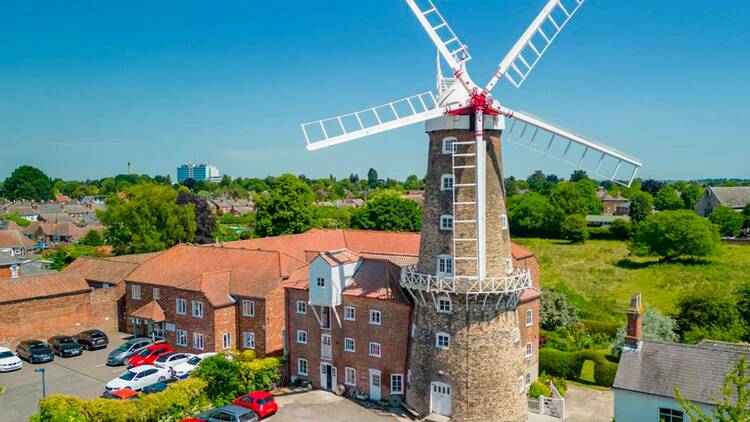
[
  {"left": 321, "top": 334, "right": 332, "bottom": 360},
  {"left": 430, "top": 382, "right": 452, "bottom": 417},
  {"left": 369, "top": 369, "right": 381, "bottom": 401}
]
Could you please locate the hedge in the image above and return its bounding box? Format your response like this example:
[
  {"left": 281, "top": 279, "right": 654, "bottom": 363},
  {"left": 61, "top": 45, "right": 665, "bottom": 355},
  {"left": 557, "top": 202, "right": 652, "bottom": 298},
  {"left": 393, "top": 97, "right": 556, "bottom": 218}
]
[
  {"left": 580, "top": 319, "right": 619, "bottom": 338},
  {"left": 30, "top": 378, "right": 208, "bottom": 422},
  {"left": 539, "top": 347, "right": 618, "bottom": 387}
]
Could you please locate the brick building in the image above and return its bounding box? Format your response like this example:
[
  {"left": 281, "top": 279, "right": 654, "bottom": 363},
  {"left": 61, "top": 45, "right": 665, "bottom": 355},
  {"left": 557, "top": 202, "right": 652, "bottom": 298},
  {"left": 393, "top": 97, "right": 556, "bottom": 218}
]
[
  {"left": 0, "top": 255, "right": 22, "bottom": 279},
  {"left": 0, "top": 272, "right": 117, "bottom": 349}
]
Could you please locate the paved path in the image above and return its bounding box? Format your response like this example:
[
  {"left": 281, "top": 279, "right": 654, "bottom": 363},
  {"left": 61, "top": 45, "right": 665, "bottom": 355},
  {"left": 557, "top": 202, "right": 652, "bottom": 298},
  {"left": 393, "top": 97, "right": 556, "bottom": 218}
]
[
  {"left": 529, "top": 384, "right": 613, "bottom": 422},
  {"left": 274, "top": 390, "right": 406, "bottom": 422}
]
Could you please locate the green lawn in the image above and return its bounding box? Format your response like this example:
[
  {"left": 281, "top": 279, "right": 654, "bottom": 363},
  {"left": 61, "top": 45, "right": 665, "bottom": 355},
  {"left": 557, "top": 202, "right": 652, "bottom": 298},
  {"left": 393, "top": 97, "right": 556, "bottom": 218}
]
[{"left": 514, "top": 238, "right": 750, "bottom": 323}]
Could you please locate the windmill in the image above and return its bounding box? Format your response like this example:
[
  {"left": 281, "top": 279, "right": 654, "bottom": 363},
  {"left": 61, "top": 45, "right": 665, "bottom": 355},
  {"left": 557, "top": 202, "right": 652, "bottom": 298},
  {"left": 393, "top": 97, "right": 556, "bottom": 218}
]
[{"left": 301, "top": 1, "right": 642, "bottom": 420}]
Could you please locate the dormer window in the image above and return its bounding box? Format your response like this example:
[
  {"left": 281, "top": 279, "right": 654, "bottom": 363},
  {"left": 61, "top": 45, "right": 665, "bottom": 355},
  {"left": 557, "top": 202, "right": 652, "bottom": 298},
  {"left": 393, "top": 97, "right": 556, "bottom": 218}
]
[
  {"left": 316, "top": 277, "right": 325, "bottom": 288},
  {"left": 442, "top": 137, "right": 457, "bottom": 154}
]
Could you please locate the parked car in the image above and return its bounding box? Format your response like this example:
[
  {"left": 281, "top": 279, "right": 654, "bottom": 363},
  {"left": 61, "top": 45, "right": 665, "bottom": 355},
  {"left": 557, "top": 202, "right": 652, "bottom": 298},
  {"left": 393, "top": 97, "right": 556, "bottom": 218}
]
[
  {"left": 106, "top": 338, "right": 154, "bottom": 366},
  {"left": 101, "top": 388, "right": 139, "bottom": 400},
  {"left": 105, "top": 365, "right": 171, "bottom": 392},
  {"left": 128, "top": 343, "right": 174, "bottom": 368},
  {"left": 75, "top": 329, "right": 109, "bottom": 350},
  {"left": 15, "top": 340, "right": 54, "bottom": 364},
  {"left": 141, "top": 377, "right": 178, "bottom": 394},
  {"left": 233, "top": 391, "right": 278, "bottom": 419},
  {"left": 0, "top": 347, "right": 22, "bottom": 372},
  {"left": 172, "top": 352, "right": 216, "bottom": 379},
  {"left": 48, "top": 336, "right": 83, "bottom": 357},
  {"left": 181, "top": 405, "right": 258, "bottom": 422},
  {"left": 153, "top": 351, "right": 193, "bottom": 371}
]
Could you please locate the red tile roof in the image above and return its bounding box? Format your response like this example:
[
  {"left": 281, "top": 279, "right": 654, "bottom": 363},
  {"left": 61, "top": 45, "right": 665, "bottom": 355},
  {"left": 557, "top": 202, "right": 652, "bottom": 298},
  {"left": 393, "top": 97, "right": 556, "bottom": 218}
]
[
  {"left": 0, "top": 272, "right": 91, "bottom": 304},
  {"left": 131, "top": 300, "right": 166, "bottom": 322},
  {"left": 106, "top": 252, "right": 163, "bottom": 264},
  {"left": 318, "top": 249, "right": 361, "bottom": 266},
  {"left": 65, "top": 257, "right": 140, "bottom": 285},
  {"left": 0, "top": 230, "right": 36, "bottom": 249}
]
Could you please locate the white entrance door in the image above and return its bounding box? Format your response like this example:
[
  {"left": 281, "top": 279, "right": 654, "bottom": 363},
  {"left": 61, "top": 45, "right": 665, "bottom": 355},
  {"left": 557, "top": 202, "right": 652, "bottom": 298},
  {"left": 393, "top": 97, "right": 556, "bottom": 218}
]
[
  {"left": 369, "top": 369, "right": 382, "bottom": 401},
  {"left": 321, "top": 334, "right": 332, "bottom": 360},
  {"left": 430, "top": 382, "right": 452, "bottom": 416},
  {"left": 320, "top": 363, "right": 336, "bottom": 390}
]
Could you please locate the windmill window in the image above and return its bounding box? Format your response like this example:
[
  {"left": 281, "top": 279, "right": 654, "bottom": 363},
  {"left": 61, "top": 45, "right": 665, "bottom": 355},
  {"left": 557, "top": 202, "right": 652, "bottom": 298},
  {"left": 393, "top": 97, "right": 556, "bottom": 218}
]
[
  {"left": 437, "top": 296, "right": 452, "bottom": 314},
  {"left": 436, "top": 332, "right": 450, "bottom": 350},
  {"left": 441, "top": 175, "right": 454, "bottom": 191},
  {"left": 442, "top": 137, "right": 457, "bottom": 154},
  {"left": 500, "top": 214, "right": 508, "bottom": 230},
  {"left": 437, "top": 255, "right": 453, "bottom": 277},
  {"left": 439, "top": 215, "right": 453, "bottom": 230}
]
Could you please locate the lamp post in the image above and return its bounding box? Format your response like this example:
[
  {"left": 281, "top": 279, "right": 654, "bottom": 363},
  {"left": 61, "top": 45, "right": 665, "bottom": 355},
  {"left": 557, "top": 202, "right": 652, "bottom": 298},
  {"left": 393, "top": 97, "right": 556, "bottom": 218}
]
[{"left": 34, "top": 368, "right": 46, "bottom": 398}]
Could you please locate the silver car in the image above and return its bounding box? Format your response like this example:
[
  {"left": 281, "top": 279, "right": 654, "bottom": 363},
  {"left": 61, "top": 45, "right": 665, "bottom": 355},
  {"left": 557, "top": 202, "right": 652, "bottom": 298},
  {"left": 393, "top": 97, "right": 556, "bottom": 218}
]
[{"left": 106, "top": 338, "right": 153, "bottom": 366}]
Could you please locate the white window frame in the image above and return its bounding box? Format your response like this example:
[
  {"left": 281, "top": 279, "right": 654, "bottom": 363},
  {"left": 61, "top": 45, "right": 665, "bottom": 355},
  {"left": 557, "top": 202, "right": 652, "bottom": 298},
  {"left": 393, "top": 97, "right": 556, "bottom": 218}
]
[
  {"left": 439, "top": 214, "right": 453, "bottom": 231},
  {"left": 391, "top": 373, "right": 404, "bottom": 395},
  {"left": 10, "top": 265, "right": 18, "bottom": 279},
  {"left": 298, "top": 358, "right": 308, "bottom": 376},
  {"left": 243, "top": 332, "right": 255, "bottom": 349},
  {"left": 442, "top": 137, "right": 457, "bottom": 154},
  {"left": 175, "top": 329, "right": 187, "bottom": 347},
  {"left": 176, "top": 298, "right": 187, "bottom": 315},
  {"left": 344, "top": 306, "right": 356, "bottom": 321},
  {"left": 345, "top": 367, "right": 356, "bottom": 386},
  {"left": 518, "top": 375, "right": 525, "bottom": 392},
  {"left": 193, "top": 332, "right": 205, "bottom": 350},
  {"left": 437, "top": 254, "right": 454, "bottom": 277},
  {"left": 192, "top": 300, "right": 204, "bottom": 318},
  {"left": 369, "top": 310, "right": 381, "bottom": 325},
  {"left": 437, "top": 296, "right": 452, "bottom": 314},
  {"left": 506, "top": 258, "right": 514, "bottom": 275},
  {"left": 344, "top": 337, "right": 356, "bottom": 353},
  {"left": 296, "top": 330, "right": 307, "bottom": 344},
  {"left": 525, "top": 373, "right": 532, "bottom": 389},
  {"left": 296, "top": 300, "right": 307, "bottom": 314},
  {"left": 436, "top": 332, "right": 450, "bottom": 350},
  {"left": 440, "top": 174, "right": 454, "bottom": 191},
  {"left": 500, "top": 214, "right": 509, "bottom": 230},
  {"left": 222, "top": 332, "right": 232, "bottom": 350},
  {"left": 368, "top": 342, "right": 382, "bottom": 358},
  {"left": 242, "top": 299, "right": 255, "bottom": 317},
  {"left": 152, "top": 287, "right": 159, "bottom": 300},
  {"left": 526, "top": 342, "right": 533, "bottom": 357},
  {"left": 526, "top": 309, "right": 533, "bottom": 327},
  {"left": 316, "top": 277, "right": 325, "bottom": 287},
  {"left": 131, "top": 284, "right": 141, "bottom": 300}
]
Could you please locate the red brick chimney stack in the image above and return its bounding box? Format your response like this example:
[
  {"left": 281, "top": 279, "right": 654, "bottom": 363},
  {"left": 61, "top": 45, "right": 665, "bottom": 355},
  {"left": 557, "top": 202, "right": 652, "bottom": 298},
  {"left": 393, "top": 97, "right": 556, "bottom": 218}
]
[{"left": 625, "top": 293, "right": 643, "bottom": 347}]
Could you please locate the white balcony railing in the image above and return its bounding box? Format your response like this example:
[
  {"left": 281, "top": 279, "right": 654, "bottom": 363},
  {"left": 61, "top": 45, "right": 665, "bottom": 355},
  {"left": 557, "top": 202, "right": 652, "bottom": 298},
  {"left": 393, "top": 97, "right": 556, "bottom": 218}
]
[{"left": 400, "top": 265, "right": 532, "bottom": 295}]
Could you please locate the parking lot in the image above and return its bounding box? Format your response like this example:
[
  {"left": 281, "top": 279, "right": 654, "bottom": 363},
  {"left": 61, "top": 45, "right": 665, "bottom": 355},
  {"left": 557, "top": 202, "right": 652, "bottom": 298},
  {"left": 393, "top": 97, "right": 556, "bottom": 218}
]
[{"left": 0, "top": 332, "right": 131, "bottom": 422}]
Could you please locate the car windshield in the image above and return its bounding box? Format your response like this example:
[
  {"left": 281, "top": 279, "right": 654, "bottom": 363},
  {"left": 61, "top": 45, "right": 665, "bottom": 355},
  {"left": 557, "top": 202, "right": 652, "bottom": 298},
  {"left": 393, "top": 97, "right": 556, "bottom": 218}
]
[
  {"left": 186, "top": 356, "right": 202, "bottom": 365},
  {"left": 155, "top": 354, "right": 171, "bottom": 362},
  {"left": 0, "top": 351, "right": 14, "bottom": 358},
  {"left": 137, "top": 348, "right": 151, "bottom": 357},
  {"left": 258, "top": 398, "right": 272, "bottom": 405},
  {"left": 59, "top": 338, "right": 78, "bottom": 346},
  {"left": 115, "top": 343, "right": 131, "bottom": 352},
  {"left": 90, "top": 332, "right": 104, "bottom": 338},
  {"left": 29, "top": 344, "right": 49, "bottom": 351},
  {"left": 119, "top": 371, "right": 137, "bottom": 381}
]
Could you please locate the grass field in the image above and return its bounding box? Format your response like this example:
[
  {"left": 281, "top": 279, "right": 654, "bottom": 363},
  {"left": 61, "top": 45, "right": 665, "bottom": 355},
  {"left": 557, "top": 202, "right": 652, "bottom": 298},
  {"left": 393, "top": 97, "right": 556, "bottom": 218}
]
[{"left": 513, "top": 238, "right": 750, "bottom": 324}]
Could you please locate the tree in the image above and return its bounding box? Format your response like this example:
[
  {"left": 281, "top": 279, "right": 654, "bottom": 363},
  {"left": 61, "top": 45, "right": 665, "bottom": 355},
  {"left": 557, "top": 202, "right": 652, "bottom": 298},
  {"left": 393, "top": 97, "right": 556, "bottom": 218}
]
[
  {"left": 676, "top": 356, "right": 749, "bottom": 422},
  {"left": 709, "top": 205, "right": 744, "bottom": 237},
  {"left": 609, "top": 218, "right": 633, "bottom": 240},
  {"left": 78, "top": 229, "right": 104, "bottom": 247},
  {"left": 182, "top": 177, "right": 196, "bottom": 191},
  {"left": 3, "top": 165, "right": 54, "bottom": 201},
  {"left": 641, "top": 179, "right": 663, "bottom": 196},
  {"left": 675, "top": 293, "right": 746, "bottom": 344},
  {"left": 737, "top": 282, "right": 750, "bottom": 335},
  {"left": 569, "top": 170, "right": 588, "bottom": 182},
  {"left": 504, "top": 176, "right": 520, "bottom": 196},
  {"left": 549, "top": 180, "right": 602, "bottom": 216},
  {"left": 743, "top": 204, "right": 750, "bottom": 229},
  {"left": 98, "top": 184, "right": 196, "bottom": 254},
  {"left": 254, "top": 174, "right": 315, "bottom": 237},
  {"left": 680, "top": 184, "right": 703, "bottom": 210},
  {"left": 367, "top": 168, "right": 379, "bottom": 189},
  {"left": 611, "top": 309, "right": 678, "bottom": 358},
  {"left": 654, "top": 185, "right": 684, "bottom": 211},
  {"left": 560, "top": 214, "right": 589, "bottom": 243},
  {"left": 540, "top": 290, "right": 579, "bottom": 330},
  {"left": 404, "top": 174, "right": 422, "bottom": 191},
  {"left": 176, "top": 190, "right": 217, "bottom": 244},
  {"left": 507, "top": 192, "right": 555, "bottom": 236},
  {"left": 191, "top": 354, "right": 243, "bottom": 406},
  {"left": 350, "top": 190, "right": 422, "bottom": 232},
  {"left": 628, "top": 191, "right": 654, "bottom": 223},
  {"left": 527, "top": 170, "right": 554, "bottom": 195},
  {"left": 631, "top": 210, "right": 720, "bottom": 260}
]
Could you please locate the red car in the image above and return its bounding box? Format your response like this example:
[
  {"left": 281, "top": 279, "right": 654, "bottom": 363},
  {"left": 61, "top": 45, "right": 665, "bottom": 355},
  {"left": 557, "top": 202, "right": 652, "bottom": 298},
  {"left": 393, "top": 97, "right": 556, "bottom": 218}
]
[
  {"left": 101, "top": 388, "right": 138, "bottom": 400},
  {"left": 128, "top": 343, "right": 173, "bottom": 368},
  {"left": 233, "top": 391, "right": 278, "bottom": 418}
]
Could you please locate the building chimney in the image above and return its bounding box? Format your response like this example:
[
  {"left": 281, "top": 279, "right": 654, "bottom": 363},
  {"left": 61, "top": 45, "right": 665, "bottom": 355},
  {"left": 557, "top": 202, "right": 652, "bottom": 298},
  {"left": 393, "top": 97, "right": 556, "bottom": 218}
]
[{"left": 625, "top": 293, "right": 643, "bottom": 348}]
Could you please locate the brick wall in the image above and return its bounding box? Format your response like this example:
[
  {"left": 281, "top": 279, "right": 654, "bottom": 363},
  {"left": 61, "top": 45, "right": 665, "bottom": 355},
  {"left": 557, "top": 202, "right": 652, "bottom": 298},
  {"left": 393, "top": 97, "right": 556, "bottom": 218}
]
[
  {"left": 236, "top": 295, "right": 266, "bottom": 355},
  {"left": 0, "top": 287, "right": 117, "bottom": 349},
  {"left": 0, "top": 267, "right": 10, "bottom": 279},
  {"left": 264, "top": 283, "right": 286, "bottom": 356},
  {"left": 286, "top": 288, "right": 411, "bottom": 398},
  {"left": 214, "top": 305, "right": 236, "bottom": 353}
]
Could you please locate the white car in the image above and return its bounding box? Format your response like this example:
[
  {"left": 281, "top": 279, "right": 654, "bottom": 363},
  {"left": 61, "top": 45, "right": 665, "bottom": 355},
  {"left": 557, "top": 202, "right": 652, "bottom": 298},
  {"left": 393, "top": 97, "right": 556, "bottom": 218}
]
[
  {"left": 171, "top": 352, "right": 216, "bottom": 379},
  {"left": 0, "top": 347, "right": 22, "bottom": 372},
  {"left": 105, "top": 364, "right": 171, "bottom": 391},
  {"left": 153, "top": 352, "right": 194, "bottom": 371}
]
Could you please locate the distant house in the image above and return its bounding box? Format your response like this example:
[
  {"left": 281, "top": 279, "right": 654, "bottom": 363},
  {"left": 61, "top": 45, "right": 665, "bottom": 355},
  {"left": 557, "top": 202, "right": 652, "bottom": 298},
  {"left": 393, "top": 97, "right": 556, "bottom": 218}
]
[
  {"left": 694, "top": 186, "right": 750, "bottom": 217},
  {"left": 0, "top": 255, "right": 22, "bottom": 279},
  {"left": 3, "top": 206, "right": 40, "bottom": 222},
  {"left": 586, "top": 214, "right": 630, "bottom": 228},
  {"left": 613, "top": 293, "right": 750, "bottom": 422},
  {"left": 602, "top": 193, "right": 630, "bottom": 216},
  {"left": 0, "top": 230, "right": 36, "bottom": 255}
]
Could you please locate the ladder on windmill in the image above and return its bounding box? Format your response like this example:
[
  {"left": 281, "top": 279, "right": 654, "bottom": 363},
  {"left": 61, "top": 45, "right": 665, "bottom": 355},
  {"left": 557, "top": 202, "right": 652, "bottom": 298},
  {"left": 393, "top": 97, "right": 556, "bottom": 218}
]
[{"left": 451, "top": 139, "right": 480, "bottom": 280}]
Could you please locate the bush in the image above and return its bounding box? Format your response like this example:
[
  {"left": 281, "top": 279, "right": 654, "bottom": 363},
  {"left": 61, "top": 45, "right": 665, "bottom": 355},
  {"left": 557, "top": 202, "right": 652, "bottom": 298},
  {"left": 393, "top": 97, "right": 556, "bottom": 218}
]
[
  {"left": 675, "top": 293, "right": 746, "bottom": 344},
  {"left": 560, "top": 214, "right": 589, "bottom": 243},
  {"left": 539, "top": 348, "right": 583, "bottom": 380},
  {"left": 631, "top": 210, "right": 720, "bottom": 260},
  {"left": 528, "top": 380, "right": 551, "bottom": 398},
  {"left": 593, "top": 360, "right": 618, "bottom": 387},
  {"left": 609, "top": 219, "right": 632, "bottom": 240},
  {"left": 580, "top": 319, "right": 619, "bottom": 338},
  {"left": 540, "top": 290, "right": 579, "bottom": 330},
  {"left": 709, "top": 205, "right": 744, "bottom": 237},
  {"left": 191, "top": 354, "right": 243, "bottom": 406}
]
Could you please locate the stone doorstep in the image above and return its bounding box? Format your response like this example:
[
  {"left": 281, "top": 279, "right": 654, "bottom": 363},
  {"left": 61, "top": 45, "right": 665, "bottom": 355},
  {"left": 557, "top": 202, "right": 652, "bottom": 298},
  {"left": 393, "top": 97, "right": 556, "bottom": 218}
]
[{"left": 423, "top": 414, "right": 451, "bottom": 422}]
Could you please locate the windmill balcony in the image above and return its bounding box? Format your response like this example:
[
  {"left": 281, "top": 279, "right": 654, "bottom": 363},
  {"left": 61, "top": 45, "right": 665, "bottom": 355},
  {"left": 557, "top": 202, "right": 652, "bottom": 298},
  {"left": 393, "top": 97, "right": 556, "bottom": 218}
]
[{"left": 400, "top": 265, "right": 531, "bottom": 295}]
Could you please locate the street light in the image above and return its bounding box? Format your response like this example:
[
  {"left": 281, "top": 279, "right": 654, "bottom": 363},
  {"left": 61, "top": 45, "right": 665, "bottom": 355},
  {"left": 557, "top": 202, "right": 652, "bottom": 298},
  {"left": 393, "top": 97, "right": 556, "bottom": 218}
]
[{"left": 34, "top": 368, "right": 46, "bottom": 398}]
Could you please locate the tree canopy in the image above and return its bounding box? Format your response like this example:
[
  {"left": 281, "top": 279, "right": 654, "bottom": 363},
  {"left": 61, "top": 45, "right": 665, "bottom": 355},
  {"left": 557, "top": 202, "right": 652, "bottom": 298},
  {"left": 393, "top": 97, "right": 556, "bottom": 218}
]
[
  {"left": 654, "top": 185, "right": 684, "bottom": 211},
  {"left": 540, "top": 290, "right": 579, "bottom": 330},
  {"left": 3, "top": 165, "right": 54, "bottom": 201},
  {"left": 710, "top": 205, "right": 745, "bottom": 237},
  {"left": 98, "top": 184, "right": 196, "bottom": 254},
  {"left": 507, "top": 192, "right": 555, "bottom": 236},
  {"left": 631, "top": 210, "right": 720, "bottom": 260},
  {"left": 675, "top": 293, "right": 747, "bottom": 344},
  {"left": 253, "top": 173, "right": 315, "bottom": 237},
  {"left": 350, "top": 190, "right": 422, "bottom": 232},
  {"left": 611, "top": 309, "right": 678, "bottom": 358},
  {"left": 627, "top": 191, "right": 654, "bottom": 223},
  {"left": 176, "top": 190, "right": 217, "bottom": 244},
  {"left": 560, "top": 214, "right": 589, "bottom": 243}
]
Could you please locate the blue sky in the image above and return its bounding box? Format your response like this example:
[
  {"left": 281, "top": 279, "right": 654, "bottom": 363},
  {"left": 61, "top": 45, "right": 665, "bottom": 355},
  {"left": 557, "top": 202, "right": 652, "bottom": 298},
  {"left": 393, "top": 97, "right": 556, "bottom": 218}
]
[{"left": 1, "top": 1, "right": 748, "bottom": 182}]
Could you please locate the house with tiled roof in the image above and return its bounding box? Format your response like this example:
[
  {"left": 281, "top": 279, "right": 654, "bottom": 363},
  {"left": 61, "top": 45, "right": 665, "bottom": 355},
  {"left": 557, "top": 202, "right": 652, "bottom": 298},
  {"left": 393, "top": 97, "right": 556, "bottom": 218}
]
[{"left": 0, "top": 230, "right": 36, "bottom": 255}]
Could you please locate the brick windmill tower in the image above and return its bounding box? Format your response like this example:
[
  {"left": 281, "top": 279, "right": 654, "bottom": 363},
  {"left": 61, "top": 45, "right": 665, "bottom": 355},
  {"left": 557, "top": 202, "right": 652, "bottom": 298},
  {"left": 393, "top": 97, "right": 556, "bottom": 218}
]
[{"left": 301, "top": 1, "right": 642, "bottom": 419}]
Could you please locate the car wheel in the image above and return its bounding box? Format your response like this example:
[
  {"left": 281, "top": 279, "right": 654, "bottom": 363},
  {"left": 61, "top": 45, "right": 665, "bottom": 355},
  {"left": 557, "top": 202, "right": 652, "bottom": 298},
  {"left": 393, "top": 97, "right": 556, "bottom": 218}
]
[{"left": 158, "top": 376, "right": 165, "bottom": 382}]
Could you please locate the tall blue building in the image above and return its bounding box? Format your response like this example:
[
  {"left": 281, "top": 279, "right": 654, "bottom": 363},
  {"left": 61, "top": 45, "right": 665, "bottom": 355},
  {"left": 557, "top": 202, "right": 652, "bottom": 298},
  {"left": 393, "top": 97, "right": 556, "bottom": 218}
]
[{"left": 176, "top": 163, "right": 220, "bottom": 183}]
